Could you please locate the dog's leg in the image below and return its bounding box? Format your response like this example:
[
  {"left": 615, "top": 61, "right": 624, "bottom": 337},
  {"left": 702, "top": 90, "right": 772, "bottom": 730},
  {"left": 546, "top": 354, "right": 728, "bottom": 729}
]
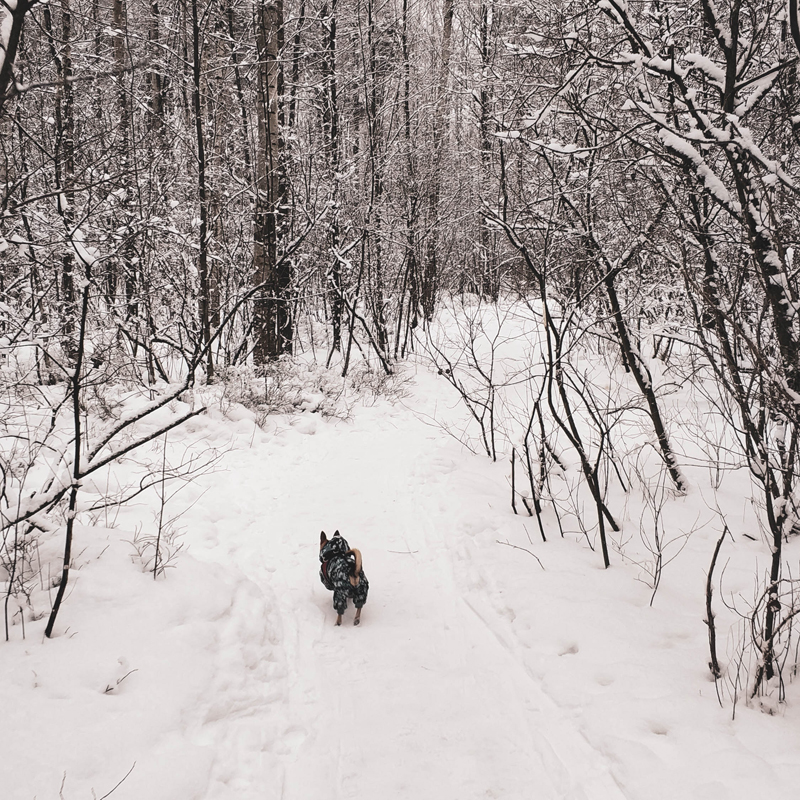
[
  {"left": 353, "top": 574, "right": 368, "bottom": 627},
  {"left": 333, "top": 586, "right": 348, "bottom": 625}
]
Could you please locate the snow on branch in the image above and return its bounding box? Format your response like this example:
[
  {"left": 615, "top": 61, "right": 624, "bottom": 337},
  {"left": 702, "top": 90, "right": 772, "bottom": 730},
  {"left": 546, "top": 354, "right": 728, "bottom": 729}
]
[
  {"left": 698, "top": 0, "right": 734, "bottom": 53},
  {"left": 657, "top": 129, "right": 740, "bottom": 213},
  {"left": 682, "top": 52, "right": 726, "bottom": 89}
]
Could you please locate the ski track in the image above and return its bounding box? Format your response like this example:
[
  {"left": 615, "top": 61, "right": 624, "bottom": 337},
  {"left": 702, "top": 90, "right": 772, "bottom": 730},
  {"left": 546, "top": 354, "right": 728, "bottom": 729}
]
[{"left": 188, "top": 404, "right": 628, "bottom": 800}]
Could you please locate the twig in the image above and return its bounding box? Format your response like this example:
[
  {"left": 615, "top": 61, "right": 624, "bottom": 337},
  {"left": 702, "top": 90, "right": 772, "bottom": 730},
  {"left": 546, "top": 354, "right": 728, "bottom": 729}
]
[
  {"left": 105, "top": 669, "right": 139, "bottom": 694},
  {"left": 706, "top": 526, "right": 728, "bottom": 689},
  {"left": 496, "top": 539, "right": 545, "bottom": 570},
  {"left": 511, "top": 449, "right": 518, "bottom": 515},
  {"left": 97, "top": 762, "right": 137, "bottom": 800}
]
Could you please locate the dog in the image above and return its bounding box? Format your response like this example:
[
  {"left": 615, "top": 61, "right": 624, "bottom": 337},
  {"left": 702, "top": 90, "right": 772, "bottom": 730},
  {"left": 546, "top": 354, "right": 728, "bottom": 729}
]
[{"left": 319, "top": 530, "right": 369, "bottom": 626}]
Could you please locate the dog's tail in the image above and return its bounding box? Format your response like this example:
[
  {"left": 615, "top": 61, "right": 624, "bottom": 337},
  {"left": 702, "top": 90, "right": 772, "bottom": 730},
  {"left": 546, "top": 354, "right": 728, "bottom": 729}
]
[{"left": 347, "top": 548, "right": 362, "bottom": 587}]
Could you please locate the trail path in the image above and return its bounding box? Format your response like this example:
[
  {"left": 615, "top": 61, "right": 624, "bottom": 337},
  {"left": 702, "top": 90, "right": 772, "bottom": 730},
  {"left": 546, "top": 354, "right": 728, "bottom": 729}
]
[
  {"left": 6, "top": 364, "right": 800, "bottom": 800},
  {"left": 188, "top": 380, "right": 626, "bottom": 800}
]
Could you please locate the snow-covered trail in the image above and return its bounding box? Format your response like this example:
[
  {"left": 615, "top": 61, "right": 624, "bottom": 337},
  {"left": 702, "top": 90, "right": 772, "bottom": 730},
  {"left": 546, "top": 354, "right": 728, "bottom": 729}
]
[
  {"left": 6, "top": 362, "right": 800, "bottom": 800},
  {"left": 187, "top": 383, "right": 625, "bottom": 800}
]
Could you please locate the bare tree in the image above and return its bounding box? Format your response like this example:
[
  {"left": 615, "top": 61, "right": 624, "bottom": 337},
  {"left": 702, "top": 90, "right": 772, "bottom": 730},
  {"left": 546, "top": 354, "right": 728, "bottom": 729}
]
[{"left": 253, "top": 0, "right": 292, "bottom": 362}]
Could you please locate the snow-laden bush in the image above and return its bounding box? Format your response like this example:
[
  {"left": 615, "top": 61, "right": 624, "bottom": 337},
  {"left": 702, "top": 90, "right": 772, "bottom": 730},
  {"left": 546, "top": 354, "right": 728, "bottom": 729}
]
[{"left": 215, "top": 358, "right": 409, "bottom": 425}]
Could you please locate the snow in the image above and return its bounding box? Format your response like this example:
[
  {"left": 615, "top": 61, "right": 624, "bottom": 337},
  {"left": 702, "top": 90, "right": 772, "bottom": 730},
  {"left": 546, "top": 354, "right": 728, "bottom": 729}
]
[
  {"left": 3, "top": 306, "right": 800, "bottom": 798},
  {"left": 69, "top": 226, "right": 100, "bottom": 268},
  {"left": 682, "top": 53, "right": 726, "bottom": 88},
  {"left": 698, "top": 0, "right": 734, "bottom": 50},
  {"left": 658, "top": 129, "right": 740, "bottom": 212},
  {"left": 597, "top": 0, "right": 629, "bottom": 24}
]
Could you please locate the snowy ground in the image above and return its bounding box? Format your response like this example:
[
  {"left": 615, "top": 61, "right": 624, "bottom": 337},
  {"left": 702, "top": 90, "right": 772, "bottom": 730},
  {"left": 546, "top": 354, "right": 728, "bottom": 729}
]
[{"left": 3, "top": 334, "right": 800, "bottom": 798}]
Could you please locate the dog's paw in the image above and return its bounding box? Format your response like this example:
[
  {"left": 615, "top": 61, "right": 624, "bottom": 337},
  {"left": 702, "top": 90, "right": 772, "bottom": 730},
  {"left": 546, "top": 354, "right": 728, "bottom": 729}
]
[{"left": 354, "top": 617, "right": 360, "bottom": 626}]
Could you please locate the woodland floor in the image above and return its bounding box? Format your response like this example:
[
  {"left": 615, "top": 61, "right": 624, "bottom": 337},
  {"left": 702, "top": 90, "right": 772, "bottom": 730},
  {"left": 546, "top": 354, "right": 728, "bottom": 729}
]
[{"left": 3, "top": 340, "right": 800, "bottom": 799}]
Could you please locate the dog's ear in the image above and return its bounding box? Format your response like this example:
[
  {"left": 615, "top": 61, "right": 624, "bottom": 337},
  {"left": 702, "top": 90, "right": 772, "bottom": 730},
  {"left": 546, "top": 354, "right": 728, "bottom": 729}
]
[
  {"left": 334, "top": 529, "right": 340, "bottom": 537},
  {"left": 320, "top": 531, "right": 328, "bottom": 547}
]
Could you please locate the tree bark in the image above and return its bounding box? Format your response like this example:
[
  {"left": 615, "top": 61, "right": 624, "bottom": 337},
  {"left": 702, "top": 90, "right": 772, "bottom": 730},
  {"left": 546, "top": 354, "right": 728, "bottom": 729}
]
[
  {"left": 43, "top": 0, "right": 77, "bottom": 349},
  {"left": 190, "top": 0, "right": 214, "bottom": 378},
  {"left": 253, "top": 0, "right": 291, "bottom": 363},
  {"left": 0, "top": 0, "right": 31, "bottom": 116},
  {"left": 421, "top": 0, "right": 454, "bottom": 321},
  {"left": 147, "top": 0, "right": 166, "bottom": 133},
  {"left": 321, "top": 0, "right": 343, "bottom": 351}
]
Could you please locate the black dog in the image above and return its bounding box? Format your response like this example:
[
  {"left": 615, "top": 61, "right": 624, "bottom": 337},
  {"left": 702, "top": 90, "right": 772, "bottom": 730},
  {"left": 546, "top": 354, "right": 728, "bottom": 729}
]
[{"left": 319, "top": 531, "right": 369, "bottom": 626}]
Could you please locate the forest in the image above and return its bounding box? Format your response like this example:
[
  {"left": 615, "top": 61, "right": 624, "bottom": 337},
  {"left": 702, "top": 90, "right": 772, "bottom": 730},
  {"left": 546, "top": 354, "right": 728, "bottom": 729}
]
[{"left": 4, "top": 0, "right": 800, "bottom": 739}]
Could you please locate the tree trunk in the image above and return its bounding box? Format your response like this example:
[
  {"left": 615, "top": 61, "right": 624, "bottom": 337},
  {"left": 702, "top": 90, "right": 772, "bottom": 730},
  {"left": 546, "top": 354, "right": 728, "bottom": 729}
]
[
  {"left": 287, "top": 0, "right": 305, "bottom": 128},
  {"left": 0, "top": 0, "right": 30, "bottom": 116},
  {"left": 253, "top": 0, "right": 292, "bottom": 363},
  {"left": 421, "top": 0, "right": 454, "bottom": 321},
  {"left": 477, "top": 0, "right": 498, "bottom": 300},
  {"left": 147, "top": 0, "right": 166, "bottom": 132},
  {"left": 43, "top": 0, "right": 77, "bottom": 351},
  {"left": 190, "top": 0, "right": 214, "bottom": 378},
  {"left": 112, "top": 0, "right": 139, "bottom": 320},
  {"left": 321, "top": 0, "right": 343, "bottom": 351},
  {"left": 226, "top": 0, "right": 253, "bottom": 177}
]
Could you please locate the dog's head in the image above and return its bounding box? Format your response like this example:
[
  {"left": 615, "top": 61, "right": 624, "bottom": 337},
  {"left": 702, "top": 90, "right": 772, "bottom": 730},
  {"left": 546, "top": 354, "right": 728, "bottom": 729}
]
[
  {"left": 320, "top": 530, "right": 342, "bottom": 550},
  {"left": 320, "top": 530, "right": 349, "bottom": 559}
]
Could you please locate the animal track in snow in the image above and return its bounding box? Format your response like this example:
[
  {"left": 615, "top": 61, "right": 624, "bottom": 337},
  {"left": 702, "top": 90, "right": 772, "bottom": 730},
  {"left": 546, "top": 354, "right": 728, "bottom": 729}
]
[
  {"left": 648, "top": 721, "right": 669, "bottom": 736},
  {"left": 275, "top": 726, "right": 307, "bottom": 755}
]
